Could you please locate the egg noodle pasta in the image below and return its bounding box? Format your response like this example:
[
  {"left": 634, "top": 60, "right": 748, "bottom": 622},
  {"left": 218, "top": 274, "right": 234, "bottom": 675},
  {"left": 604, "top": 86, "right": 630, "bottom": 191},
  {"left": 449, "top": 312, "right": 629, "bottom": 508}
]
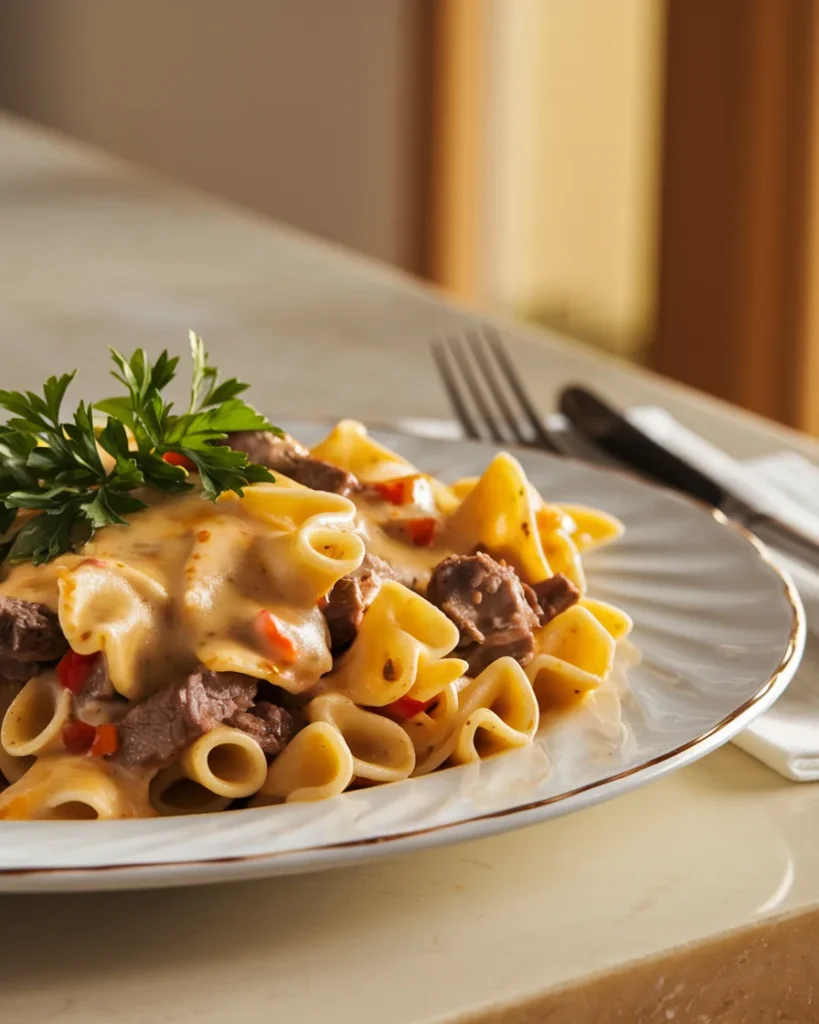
[
  {"left": 0, "top": 680, "right": 33, "bottom": 784},
  {"left": 328, "top": 580, "right": 466, "bottom": 707},
  {"left": 0, "top": 400, "right": 630, "bottom": 820},
  {"left": 450, "top": 657, "right": 540, "bottom": 764},
  {"left": 1, "top": 673, "right": 71, "bottom": 757},
  {"left": 180, "top": 725, "right": 269, "bottom": 799},
  {"left": 0, "top": 754, "right": 152, "bottom": 820},
  {"left": 252, "top": 721, "right": 355, "bottom": 804},
  {"left": 149, "top": 761, "right": 232, "bottom": 816},
  {"left": 307, "top": 693, "right": 416, "bottom": 783}
]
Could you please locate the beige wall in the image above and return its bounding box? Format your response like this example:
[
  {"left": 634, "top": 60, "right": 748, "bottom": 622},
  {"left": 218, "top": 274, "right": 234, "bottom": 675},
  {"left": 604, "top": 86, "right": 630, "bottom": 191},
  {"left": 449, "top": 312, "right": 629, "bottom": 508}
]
[
  {"left": 0, "top": 0, "right": 424, "bottom": 271},
  {"left": 482, "top": 0, "right": 665, "bottom": 357}
]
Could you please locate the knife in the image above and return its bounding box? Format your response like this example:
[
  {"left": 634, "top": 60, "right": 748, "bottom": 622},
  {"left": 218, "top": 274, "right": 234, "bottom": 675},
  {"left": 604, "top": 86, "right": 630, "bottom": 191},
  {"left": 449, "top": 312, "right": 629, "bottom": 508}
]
[{"left": 559, "top": 385, "right": 819, "bottom": 572}]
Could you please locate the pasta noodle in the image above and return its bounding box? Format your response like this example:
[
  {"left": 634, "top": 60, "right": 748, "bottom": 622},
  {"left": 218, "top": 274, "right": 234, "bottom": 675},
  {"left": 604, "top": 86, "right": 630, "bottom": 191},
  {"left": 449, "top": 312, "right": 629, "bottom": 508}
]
[
  {"left": 308, "top": 693, "right": 416, "bottom": 783},
  {"left": 252, "top": 722, "right": 354, "bottom": 804},
  {"left": 526, "top": 605, "right": 620, "bottom": 705},
  {"left": 311, "top": 418, "right": 459, "bottom": 512},
  {"left": 149, "top": 762, "right": 232, "bottom": 816},
  {"left": 59, "top": 560, "right": 173, "bottom": 700},
  {"left": 0, "top": 755, "right": 152, "bottom": 819},
  {"left": 0, "top": 681, "right": 32, "bottom": 784},
  {"left": 228, "top": 481, "right": 366, "bottom": 598},
  {"left": 0, "top": 746, "right": 32, "bottom": 785},
  {"left": 412, "top": 659, "right": 539, "bottom": 774},
  {"left": 555, "top": 504, "right": 625, "bottom": 554},
  {"left": 447, "top": 452, "right": 553, "bottom": 583},
  {"left": 180, "top": 725, "right": 269, "bottom": 799},
  {"left": 328, "top": 580, "right": 466, "bottom": 706},
  {"left": 0, "top": 417, "right": 630, "bottom": 819},
  {"left": 1, "top": 673, "right": 71, "bottom": 757},
  {"left": 580, "top": 598, "right": 633, "bottom": 642},
  {"left": 450, "top": 657, "right": 540, "bottom": 764}
]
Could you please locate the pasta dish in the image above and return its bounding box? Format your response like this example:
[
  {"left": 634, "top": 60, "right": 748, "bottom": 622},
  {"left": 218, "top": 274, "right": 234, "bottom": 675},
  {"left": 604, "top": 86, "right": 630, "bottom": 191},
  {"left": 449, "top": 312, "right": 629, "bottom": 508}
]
[{"left": 0, "top": 340, "right": 630, "bottom": 819}]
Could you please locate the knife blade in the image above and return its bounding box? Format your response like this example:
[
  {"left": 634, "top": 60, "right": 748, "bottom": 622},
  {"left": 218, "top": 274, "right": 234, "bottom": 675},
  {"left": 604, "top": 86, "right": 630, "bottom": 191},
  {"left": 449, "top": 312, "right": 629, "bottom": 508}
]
[{"left": 558, "top": 384, "right": 819, "bottom": 572}]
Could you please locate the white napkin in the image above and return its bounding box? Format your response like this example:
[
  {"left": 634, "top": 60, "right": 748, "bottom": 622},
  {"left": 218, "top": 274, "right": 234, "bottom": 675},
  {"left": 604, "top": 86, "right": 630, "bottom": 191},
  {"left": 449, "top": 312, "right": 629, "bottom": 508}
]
[{"left": 395, "top": 410, "right": 819, "bottom": 782}]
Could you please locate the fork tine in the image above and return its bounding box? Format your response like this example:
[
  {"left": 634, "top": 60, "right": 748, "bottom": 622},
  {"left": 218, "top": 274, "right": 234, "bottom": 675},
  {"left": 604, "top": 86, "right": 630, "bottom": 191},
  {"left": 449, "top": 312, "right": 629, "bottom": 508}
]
[
  {"left": 446, "top": 335, "right": 504, "bottom": 443},
  {"left": 482, "top": 328, "right": 556, "bottom": 449},
  {"left": 465, "top": 332, "right": 527, "bottom": 444},
  {"left": 430, "top": 339, "right": 481, "bottom": 441}
]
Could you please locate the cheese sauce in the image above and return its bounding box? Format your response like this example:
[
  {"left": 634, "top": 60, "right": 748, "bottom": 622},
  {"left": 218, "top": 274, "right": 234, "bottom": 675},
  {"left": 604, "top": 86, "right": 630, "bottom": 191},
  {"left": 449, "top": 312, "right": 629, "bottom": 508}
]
[
  {"left": 0, "top": 482, "right": 461, "bottom": 702},
  {"left": 351, "top": 490, "right": 464, "bottom": 591},
  {"left": 0, "top": 488, "right": 334, "bottom": 700}
]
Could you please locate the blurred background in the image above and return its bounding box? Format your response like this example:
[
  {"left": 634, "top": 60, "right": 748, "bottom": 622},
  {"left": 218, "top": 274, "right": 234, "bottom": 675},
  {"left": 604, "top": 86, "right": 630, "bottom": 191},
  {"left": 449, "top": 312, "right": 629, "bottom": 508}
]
[{"left": 0, "top": 0, "right": 816, "bottom": 432}]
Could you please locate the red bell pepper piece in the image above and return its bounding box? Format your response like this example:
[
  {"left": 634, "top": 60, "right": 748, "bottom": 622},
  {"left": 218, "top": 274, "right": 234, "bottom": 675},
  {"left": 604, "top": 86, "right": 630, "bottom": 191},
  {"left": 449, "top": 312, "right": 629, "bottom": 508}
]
[
  {"left": 384, "top": 695, "right": 434, "bottom": 719},
  {"left": 90, "top": 723, "right": 119, "bottom": 758},
  {"left": 403, "top": 517, "right": 438, "bottom": 547},
  {"left": 61, "top": 720, "right": 96, "bottom": 754},
  {"left": 372, "top": 478, "right": 409, "bottom": 504},
  {"left": 372, "top": 475, "right": 433, "bottom": 507},
  {"left": 56, "top": 651, "right": 100, "bottom": 696},
  {"left": 162, "top": 451, "right": 197, "bottom": 472},
  {"left": 255, "top": 610, "right": 298, "bottom": 663}
]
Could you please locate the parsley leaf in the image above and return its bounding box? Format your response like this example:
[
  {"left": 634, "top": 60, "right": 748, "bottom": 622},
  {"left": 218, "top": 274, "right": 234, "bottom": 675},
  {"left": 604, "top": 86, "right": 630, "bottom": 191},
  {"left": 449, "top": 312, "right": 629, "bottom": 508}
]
[
  {"left": 0, "top": 334, "right": 279, "bottom": 564},
  {"left": 7, "top": 503, "right": 86, "bottom": 566},
  {"left": 188, "top": 331, "right": 252, "bottom": 412}
]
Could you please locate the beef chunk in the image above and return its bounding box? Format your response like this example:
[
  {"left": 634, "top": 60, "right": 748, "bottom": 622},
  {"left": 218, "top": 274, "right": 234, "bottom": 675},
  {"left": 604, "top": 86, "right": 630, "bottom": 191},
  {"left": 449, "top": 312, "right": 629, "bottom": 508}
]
[
  {"left": 322, "top": 579, "right": 369, "bottom": 655},
  {"left": 0, "top": 655, "right": 41, "bottom": 682},
  {"left": 0, "top": 595, "right": 67, "bottom": 679},
  {"left": 229, "top": 700, "right": 302, "bottom": 757},
  {"left": 227, "top": 430, "right": 310, "bottom": 465},
  {"left": 427, "top": 552, "right": 540, "bottom": 676},
  {"left": 322, "top": 552, "right": 397, "bottom": 654},
  {"left": 82, "top": 654, "right": 116, "bottom": 700},
  {"left": 226, "top": 430, "right": 358, "bottom": 496},
  {"left": 526, "top": 573, "right": 580, "bottom": 626},
  {"left": 283, "top": 458, "right": 357, "bottom": 495},
  {"left": 116, "top": 669, "right": 257, "bottom": 767},
  {"left": 72, "top": 654, "right": 127, "bottom": 724}
]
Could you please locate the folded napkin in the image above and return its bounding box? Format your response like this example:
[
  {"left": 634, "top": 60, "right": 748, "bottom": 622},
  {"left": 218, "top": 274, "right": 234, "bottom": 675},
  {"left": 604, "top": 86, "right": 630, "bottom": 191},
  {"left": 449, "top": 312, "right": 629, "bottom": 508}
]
[{"left": 395, "top": 410, "right": 819, "bottom": 782}]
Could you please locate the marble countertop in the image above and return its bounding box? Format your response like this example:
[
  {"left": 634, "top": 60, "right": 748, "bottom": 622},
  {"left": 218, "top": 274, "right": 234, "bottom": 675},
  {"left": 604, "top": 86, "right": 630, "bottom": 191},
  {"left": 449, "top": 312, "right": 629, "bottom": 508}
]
[{"left": 1, "top": 113, "right": 817, "bottom": 1024}]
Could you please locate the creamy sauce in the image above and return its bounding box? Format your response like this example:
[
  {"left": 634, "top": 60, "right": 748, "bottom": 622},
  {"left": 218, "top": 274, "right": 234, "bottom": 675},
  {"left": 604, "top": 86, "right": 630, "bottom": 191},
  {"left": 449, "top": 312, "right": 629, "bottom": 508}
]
[
  {"left": 0, "top": 480, "right": 468, "bottom": 704},
  {"left": 351, "top": 492, "right": 463, "bottom": 591},
  {"left": 0, "top": 488, "right": 333, "bottom": 700}
]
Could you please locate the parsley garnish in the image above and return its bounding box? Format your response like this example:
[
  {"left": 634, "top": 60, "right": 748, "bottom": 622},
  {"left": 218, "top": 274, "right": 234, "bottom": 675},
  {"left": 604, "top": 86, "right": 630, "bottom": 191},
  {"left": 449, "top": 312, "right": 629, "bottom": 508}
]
[{"left": 0, "top": 332, "right": 278, "bottom": 565}]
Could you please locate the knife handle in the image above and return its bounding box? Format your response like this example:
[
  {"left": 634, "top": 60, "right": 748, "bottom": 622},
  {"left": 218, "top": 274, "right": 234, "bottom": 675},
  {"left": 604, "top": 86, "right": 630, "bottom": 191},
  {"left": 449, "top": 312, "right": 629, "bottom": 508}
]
[{"left": 559, "top": 386, "right": 727, "bottom": 508}]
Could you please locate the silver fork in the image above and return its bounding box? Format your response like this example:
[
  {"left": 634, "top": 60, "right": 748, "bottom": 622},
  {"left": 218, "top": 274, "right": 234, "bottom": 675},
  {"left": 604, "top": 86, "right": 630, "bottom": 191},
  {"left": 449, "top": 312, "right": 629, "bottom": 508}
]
[{"left": 430, "top": 328, "right": 594, "bottom": 458}]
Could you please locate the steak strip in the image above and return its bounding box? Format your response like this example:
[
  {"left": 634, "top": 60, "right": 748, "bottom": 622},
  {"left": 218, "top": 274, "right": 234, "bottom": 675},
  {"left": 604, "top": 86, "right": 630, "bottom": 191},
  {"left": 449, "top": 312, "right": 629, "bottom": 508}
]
[
  {"left": 427, "top": 552, "right": 540, "bottom": 676},
  {"left": 427, "top": 554, "right": 579, "bottom": 677},
  {"left": 116, "top": 669, "right": 258, "bottom": 768},
  {"left": 72, "top": 654, "right": 128, "bottom": 725},
  {"left": 322, "top": 552, "right": 398, "bottom": 654},
  {"left": 226, "top": 430, "right": 358, "bottom": 496},
  {"left": 229, "top": 701, "right": 303, "bottom": 758},
  {"left": 0, "top": 595, "right": 67, "bottom": 681},
  {"left": 526, "top": 573, "right": 580, "bottom": 626}
]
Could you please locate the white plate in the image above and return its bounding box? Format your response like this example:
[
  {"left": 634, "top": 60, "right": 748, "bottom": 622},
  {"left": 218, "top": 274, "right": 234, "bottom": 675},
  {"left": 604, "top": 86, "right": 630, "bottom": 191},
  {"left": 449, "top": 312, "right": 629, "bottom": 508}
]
[{"left": 0, "top": 425, "right": 804, "bottom": 892}]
